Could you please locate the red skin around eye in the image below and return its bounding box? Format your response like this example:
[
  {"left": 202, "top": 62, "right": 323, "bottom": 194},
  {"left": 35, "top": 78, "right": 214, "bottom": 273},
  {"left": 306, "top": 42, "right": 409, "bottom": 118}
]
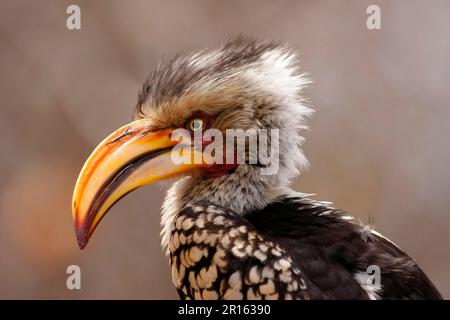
[
  {"left": 187, "top": 114, "right": 238, "bottom": 178},
  {"left": 204, "top": 154, "right": 238, "bottom": 178},
  {"left": 200, "top": 130, "right": 238, "bottom": 178}
]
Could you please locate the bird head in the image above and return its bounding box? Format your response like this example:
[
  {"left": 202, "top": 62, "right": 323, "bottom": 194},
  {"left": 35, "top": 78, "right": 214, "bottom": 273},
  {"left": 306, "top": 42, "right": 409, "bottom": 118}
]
[{"left": 72, "top": 38, "right": 312, "bottom": 249}]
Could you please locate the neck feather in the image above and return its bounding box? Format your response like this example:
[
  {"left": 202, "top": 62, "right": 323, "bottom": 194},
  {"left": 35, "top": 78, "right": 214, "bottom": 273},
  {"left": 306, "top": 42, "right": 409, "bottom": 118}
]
[{"left": 160, "top": 165, "right": 295, "bottom": 252}]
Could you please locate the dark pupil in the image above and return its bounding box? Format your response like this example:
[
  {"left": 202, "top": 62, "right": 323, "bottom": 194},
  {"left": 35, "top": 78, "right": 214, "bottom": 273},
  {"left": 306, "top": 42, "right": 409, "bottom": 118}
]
[{"left": 193, "top": 120, "right": 202, "bottom": 130}]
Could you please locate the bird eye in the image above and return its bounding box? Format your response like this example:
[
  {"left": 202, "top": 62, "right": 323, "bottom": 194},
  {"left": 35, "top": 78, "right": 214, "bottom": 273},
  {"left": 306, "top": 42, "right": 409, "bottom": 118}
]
[{"left": 186, "top": 118, "right": 205, "bottom": 132}]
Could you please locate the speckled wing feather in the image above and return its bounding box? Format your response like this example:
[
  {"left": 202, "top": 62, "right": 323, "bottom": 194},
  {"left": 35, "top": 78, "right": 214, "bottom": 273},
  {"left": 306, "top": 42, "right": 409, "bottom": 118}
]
[
  {"left": 169, "top": 203, "right": 331, "bottom": 300},
  {"left": 169, "top": 197, "right": 441, "bottom": 300}
]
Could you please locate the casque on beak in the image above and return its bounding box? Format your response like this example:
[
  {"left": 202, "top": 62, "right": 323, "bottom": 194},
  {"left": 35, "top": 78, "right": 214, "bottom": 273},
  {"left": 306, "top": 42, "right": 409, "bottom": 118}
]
[{"left": 72, "top": 119, "right": 205, "bottom": 249}]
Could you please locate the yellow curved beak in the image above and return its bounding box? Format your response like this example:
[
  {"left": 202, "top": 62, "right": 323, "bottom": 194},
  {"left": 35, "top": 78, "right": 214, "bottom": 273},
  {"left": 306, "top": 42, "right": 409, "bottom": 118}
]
[{"left": 72, "top": 119, "right": 204, "bottom": 249}]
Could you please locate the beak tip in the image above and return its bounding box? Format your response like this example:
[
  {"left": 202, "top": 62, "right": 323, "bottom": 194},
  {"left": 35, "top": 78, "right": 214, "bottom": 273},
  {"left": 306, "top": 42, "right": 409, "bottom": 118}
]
[
  {"left": 75, "top": 224, "right": 89, "bottom": 250},
  {"left": 77, "top": 239, "right": 88, "bottom": 250}
]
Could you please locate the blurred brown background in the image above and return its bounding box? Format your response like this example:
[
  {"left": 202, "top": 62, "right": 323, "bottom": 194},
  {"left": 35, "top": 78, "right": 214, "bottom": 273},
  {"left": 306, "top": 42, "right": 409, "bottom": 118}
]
[{"left": 0, "top": 0, "right": 449, "bottom": 299}]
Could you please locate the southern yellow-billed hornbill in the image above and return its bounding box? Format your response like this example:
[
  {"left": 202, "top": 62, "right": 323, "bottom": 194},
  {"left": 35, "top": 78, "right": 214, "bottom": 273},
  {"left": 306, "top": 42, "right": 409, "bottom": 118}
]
[{"left": 72, "top": 38, "right": 442, "bottom": 300}]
